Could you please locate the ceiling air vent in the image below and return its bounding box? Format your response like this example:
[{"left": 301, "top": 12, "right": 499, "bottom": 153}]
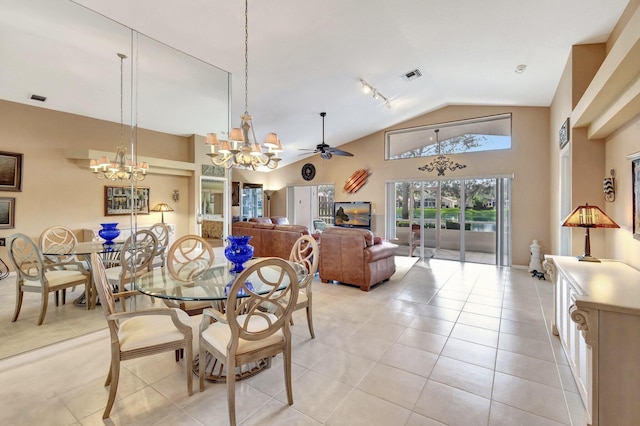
[
  {"left": 402, "top": 68, "right": 422, "bottom": 82},
  {"left": 29, "top": 94, "right": 47, "bottom": 102}
]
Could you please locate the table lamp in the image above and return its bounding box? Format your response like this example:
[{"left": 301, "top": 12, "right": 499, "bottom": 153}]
[
  {"left": 151, "top": 202, "right": 174, "bottom": 224},
  {"left": 561, "top": 203, "right": 619, "bottom": 262}
]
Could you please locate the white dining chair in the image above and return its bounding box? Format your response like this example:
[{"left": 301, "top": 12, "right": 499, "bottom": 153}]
[
  {"left": 7, "top": 233, "right": 90, "bottom": 325},
  {"left": 198, "top": 257, "right": 300, "bottom": 426}
]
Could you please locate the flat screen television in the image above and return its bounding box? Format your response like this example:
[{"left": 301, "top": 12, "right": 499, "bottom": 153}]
[{"left": 333, "top": 201, "right": 371, "bottom": 230}]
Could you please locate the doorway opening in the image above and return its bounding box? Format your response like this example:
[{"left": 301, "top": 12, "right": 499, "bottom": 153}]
[{"left": 200, "top": 177, "right": 226, "bottom": 248}]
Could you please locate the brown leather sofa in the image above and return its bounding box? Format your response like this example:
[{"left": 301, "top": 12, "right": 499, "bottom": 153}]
[
  {"left": 232, "top": 221, "right": 310, "bottom": 259},
  {"left": 318, "top": 227, "right": 398, "bottom": 291}
]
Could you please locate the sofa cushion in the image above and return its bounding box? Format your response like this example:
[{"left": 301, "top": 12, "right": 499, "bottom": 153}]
[
  {"left": 249, "top": 217, "right": 273, "bottom": 224},
  {"left": 275, "top": 224, "right": 310, "bottom": 234},
  {"left": 270, "top": 216, "right": 289, "bottom": 225},
  {"left": 233, "top": 222, "right": 256, "bottom": 230},
  {"left": 322, "top": 227, "right": 374, "bottom": 246},
  {"left": 254, "top": 223, "right": 276, "bottom": 230}
]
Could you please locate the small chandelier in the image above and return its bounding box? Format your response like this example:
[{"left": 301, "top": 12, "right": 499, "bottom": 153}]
[
  {"left": 418, "top": 129, "right": 466, "bottom": 176},
  {"left": 206, "top": 0, "right": 282, "bottom": 171},
  {"left": 90, "top": 53, "right": 149, "bottom": 181}
]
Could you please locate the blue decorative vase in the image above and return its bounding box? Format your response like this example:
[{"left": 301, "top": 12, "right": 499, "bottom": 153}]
[
  {"left": 224, "top": 235, "right": 254, "bottom": 273},
  {"left": 98, "top": 223, "right": 120, "bottom": 245}
]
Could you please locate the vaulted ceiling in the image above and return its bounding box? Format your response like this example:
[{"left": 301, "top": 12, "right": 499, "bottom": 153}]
[{"left": 0, "top": 0, "right": 629, "bottom": 168}]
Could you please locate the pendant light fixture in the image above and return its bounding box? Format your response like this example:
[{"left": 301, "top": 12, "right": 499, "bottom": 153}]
[
  {"left": 418, "top": 129, "right": 467, "bottom": 176},
  {"left": 206, "top": 0, "right": 282, "bottom": 170},
  {"left": 90, "top": 53, "right": 149, "bottom": 181}
]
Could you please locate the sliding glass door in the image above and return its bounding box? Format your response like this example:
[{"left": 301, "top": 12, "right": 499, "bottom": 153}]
[{"left": 389, "top": 177, "right": 511, "bottom": 266}]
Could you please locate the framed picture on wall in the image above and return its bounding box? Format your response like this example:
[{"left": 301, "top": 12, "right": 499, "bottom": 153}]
[
  {"left": 104, "top": 186, "right": 150, "bottom": 216},
  {"left": 0, "top": 197, "right": 15, "bottom": 229},
  {"left": 633, "top": 158, "right": 640, "bottom": 240},
  {"left": 0, "top": 151, "right": 23, "bottom": 192}
]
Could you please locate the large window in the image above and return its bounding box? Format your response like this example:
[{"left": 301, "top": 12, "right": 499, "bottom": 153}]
[{"left": 385, "top": 113, "right": 511, "bottom": 160}]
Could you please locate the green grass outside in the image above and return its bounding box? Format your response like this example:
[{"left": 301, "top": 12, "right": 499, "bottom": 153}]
[{"left": 396, "top": 208, "right": 496, "bottom": 227}]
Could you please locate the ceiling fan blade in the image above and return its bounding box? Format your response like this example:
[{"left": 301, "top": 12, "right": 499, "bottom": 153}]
[{"left": 326, "top": 147, "right": 354, "bottom": 156}]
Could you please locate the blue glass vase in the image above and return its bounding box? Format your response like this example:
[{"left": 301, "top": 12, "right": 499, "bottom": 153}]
[
  {"left": 224, "top": 235, "right": 254, "bottom": 273},
  {"left": 98, "top": 223, "right": 120, "bottom": 245}
]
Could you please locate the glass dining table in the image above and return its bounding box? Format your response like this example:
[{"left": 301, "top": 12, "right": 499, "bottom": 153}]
[
  {"left": 42, "top": 241, "right": 126, "bottom": 308},
  {"left": 134, "top": 258, "right": 307, "bottom": 382}
]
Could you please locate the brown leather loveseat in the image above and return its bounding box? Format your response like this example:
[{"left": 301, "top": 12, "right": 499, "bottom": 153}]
[
  {"left": 231, "top": 221, "right": 310, "bottom": 259},
  {"left": 318, "top": 227, "right": 398, "bottom": 291}
]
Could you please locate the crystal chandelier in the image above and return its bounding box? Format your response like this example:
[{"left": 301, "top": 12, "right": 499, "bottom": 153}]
[
  {"left": 206, "top": 0, "right": 282, "bottom": 171},
  {"left": 90, "top": 53, "right": 149, "bottom": 181},
  {"left": 418, "top": 129, "right": 467, "bottom": 176}
]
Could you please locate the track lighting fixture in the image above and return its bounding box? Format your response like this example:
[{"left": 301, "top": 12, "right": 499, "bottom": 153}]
[{"left": 359, "top": 79, "right": 391, "bottom": 109}]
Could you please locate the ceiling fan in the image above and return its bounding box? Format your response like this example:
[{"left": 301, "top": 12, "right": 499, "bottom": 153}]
[{"left": 300, "top": 112, "right": 354, "bottom": 159}]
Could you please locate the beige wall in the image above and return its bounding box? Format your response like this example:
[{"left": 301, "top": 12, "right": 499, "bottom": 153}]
[
  {"left": 605, "top": 115, "right": 640, "bottom": 269},
  {"left": 236, "top": 105, "right": 551, "bottom": 267},
  {"left": 0, "top": 99, "right": 201, "bottom": 268},
  {"left": 548, "top": 1, "right": 640, "bottom": 270}
]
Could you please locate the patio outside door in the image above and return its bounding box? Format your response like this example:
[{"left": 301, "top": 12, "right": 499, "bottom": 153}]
[{"left": 392, "top": 177, "right": 510, "bottom": 266}]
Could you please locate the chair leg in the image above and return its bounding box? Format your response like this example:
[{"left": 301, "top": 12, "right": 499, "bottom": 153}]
[
  {"left": 103, "top": 358, "right": 120, "bottom": 419},
  {"left": 306, "top": 304, "right": 315, "bottom": 339},
  {"left": 55, "top": 290, "right": 60, "bottom": 306},
  {"left": 227, "top": 357, "right": 237, "bottom": 426},
  {"left": 185, "top": 341, "right": 193, "bottom": 396},
  {"left": 199, "top": 344, "right": 206, "bottom": 392},
  {"left": 37, "top": 292, "right": 49, "bottom": 325},
  {"left": 283, "top": 341, "right": 294, "bottom": 405},
  {"left": 12, "top": 288, "right": 23, "bottom": 322}
]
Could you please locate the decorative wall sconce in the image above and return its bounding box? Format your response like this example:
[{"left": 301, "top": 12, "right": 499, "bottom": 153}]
[
  {"left": 173, "top": 190, "right": 180, "bottom": 202},
  {"left": 603, "top": 170, "right": 615, "bottom": 202}
]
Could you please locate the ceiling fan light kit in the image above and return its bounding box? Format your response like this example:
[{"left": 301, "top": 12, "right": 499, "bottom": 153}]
[{"left": 299, "top": 112, "right": 354, "bottom": 160}]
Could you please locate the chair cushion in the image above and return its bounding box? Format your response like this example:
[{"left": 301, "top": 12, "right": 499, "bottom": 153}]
[
  {"left": 200, "top": 313, "right": 284, "bottom": 355},
  {"left": 44, "top": 270, "right": 87, "bottom": 289},
  {"left": 119, "top": 309, "right": 191, "bottom": 351}
]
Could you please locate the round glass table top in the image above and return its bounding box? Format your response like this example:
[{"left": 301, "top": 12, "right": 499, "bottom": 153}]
[
  {"left": 135, "top": 258, "right": 307, "bottom": 302},
  {"left": 41, "top": 241, "right": 125, "bottom": 256}
]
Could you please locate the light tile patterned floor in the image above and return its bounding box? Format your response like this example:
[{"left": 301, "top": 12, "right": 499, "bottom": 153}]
[{"left": 0, "top": 258, "right": 588, "bottom": 425}]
